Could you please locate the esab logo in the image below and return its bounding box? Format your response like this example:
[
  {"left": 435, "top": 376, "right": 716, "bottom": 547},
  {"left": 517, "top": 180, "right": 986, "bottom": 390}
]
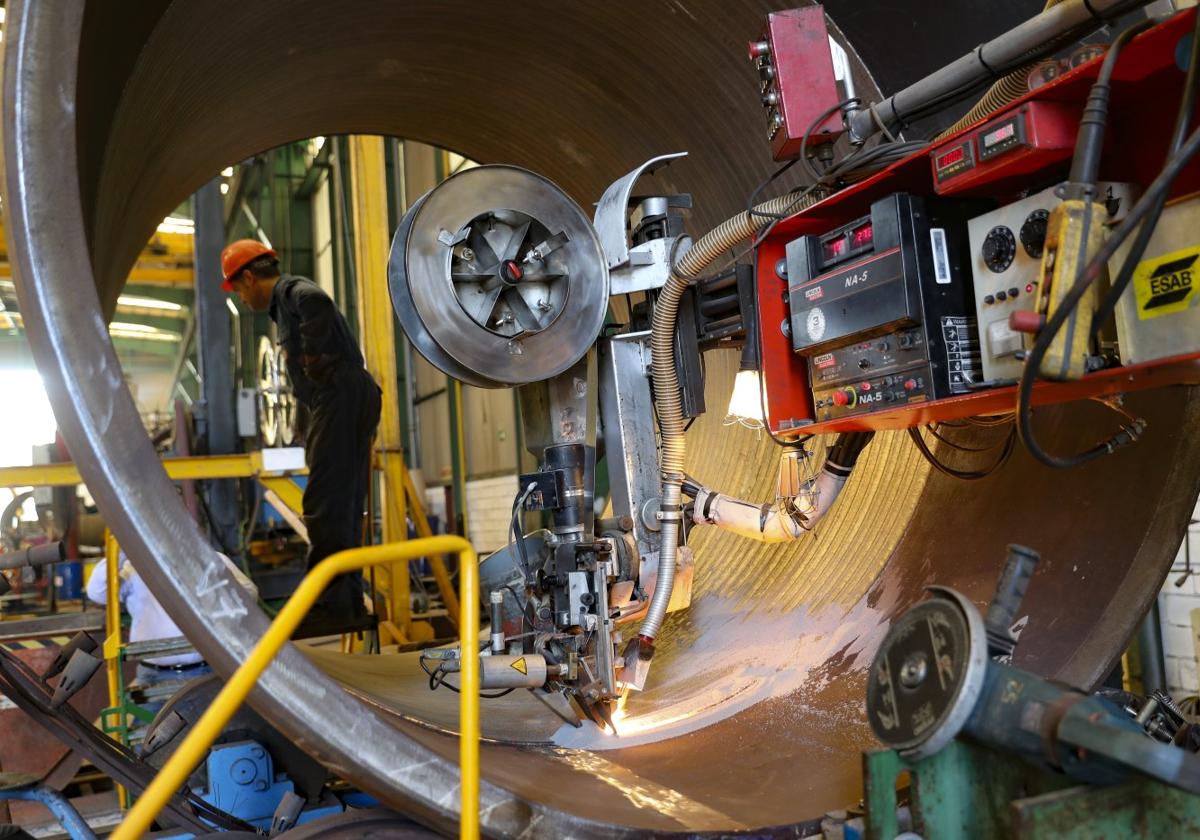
[{"left": 1134, "top": 245, "right": 1199, "bottom": 320}]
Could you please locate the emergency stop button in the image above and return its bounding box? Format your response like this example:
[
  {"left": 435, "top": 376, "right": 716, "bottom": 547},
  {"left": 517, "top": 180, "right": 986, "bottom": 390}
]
[{"left": 832, "top": 389, "right": 855, "bottom": 407}]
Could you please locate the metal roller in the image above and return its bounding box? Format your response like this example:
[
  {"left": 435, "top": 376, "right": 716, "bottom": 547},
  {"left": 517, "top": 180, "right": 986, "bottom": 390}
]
[
  {"left": 388, "top": 166, "right": 609, "bottom": 388},
  {"left": 4, "top": 0, "right": 1200, "bottom": 835}
]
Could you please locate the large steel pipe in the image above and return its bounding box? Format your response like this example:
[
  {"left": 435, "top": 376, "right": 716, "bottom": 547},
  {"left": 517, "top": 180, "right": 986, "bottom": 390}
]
[{"left": 5, "top": 0, "right": 1199, "bottom": 834}]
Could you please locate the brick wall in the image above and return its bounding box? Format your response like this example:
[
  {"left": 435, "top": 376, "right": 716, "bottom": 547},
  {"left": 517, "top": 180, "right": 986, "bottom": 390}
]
[
  {"left": 465, "top": 475, "right": 519, "bottom": 554},
  {"left": 1158, "top": 498, "right": 1200, "bottom": 699},
  {"left": 423, "top": 475, "right": 519, "bottom": 555}
]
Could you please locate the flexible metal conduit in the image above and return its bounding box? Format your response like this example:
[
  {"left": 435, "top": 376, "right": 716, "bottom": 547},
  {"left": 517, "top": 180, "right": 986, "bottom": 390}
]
[{"left": 643, "top": 192, "right": 814, "bottom": 640}]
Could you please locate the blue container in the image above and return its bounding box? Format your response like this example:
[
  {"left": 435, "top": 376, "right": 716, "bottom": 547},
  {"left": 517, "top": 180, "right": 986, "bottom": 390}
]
[{"left": 56, "top": 561, "right": 83, "bottom": 600}]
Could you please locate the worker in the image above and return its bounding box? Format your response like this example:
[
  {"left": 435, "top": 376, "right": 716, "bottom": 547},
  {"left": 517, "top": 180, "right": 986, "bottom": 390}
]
[
  {"left": 220, "top": 240, "right": 381, "bottom": 637},
  {"left": 86, "top": 551, "right": 256, "bottom": 707}
]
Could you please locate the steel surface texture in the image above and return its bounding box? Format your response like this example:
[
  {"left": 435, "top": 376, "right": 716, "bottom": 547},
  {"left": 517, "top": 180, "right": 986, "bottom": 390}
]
[{"left": 5, "top": 0, "right": 1200, "bottom": 835}]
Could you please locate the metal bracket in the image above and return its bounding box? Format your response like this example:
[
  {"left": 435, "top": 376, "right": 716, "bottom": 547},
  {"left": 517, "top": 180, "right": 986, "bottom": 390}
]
[{"left": 594, "top": 152, "right": 687, "bottom": 267}]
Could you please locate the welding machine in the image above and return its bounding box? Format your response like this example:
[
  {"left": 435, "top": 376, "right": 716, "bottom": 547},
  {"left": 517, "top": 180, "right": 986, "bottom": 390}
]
[
  {"left": 1110, "top": 195, "right": 1200, "bottom": 365},
  {"left": 785, "top": 193, "right": 985, "bottom": 421}
]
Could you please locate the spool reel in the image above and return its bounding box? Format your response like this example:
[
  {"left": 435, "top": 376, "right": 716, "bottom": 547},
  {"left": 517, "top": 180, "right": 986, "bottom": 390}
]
[
  {"left": 388, "top": 165, "right": 609, "bottom": 388},
  {"left": 255, "top": 336, "right": 298, "bottom": 447}
]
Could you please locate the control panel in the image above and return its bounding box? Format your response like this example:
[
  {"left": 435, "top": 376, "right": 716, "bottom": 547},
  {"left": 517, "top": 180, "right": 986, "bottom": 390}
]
[
  {"left": 787, "top": 193, "right": 985, "bottom": 420},
  {"left": 748, "top": 6, "right": 844, "bottom": 162},
  {"left": 969, "top": 182, "right": 1138, "bottom": 382},
  {"left": 809, "top": 324, "right": 979, "bottom": 421},
  {"left": 968, "top": 187, "right": 1056, "bottom": 382},
  {"left": 930, "top": 101, "right": 1078, "bottom": 196}
]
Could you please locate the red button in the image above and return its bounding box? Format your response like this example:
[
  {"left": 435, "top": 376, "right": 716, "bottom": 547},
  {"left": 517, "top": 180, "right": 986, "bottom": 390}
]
[
  {"left": 832, "top": 390, "right": 850, "bottom": 407},
  {"left": 904, "top": 379, "right": 917, "bottom": 391},
  {"left": 861, "top": 382, "right": 872, "bottom": 392}
]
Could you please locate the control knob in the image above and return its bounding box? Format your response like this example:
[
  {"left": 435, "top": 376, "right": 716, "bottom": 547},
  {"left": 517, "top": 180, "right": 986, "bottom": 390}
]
[{"left": 981, "top": 225, "right": 1017, "bottom": 274}]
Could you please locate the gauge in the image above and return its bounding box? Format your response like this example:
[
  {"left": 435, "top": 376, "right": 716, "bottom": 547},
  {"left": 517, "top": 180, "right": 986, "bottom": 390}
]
[
  {"left": 981, "top": 225, "right": 1016, "bottom": 274},
  {"left": 1019, "top": 209, "right": 1049, "bottom": 259}
]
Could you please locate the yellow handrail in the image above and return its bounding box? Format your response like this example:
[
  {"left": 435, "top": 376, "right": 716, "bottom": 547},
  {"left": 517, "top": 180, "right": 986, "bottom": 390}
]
[{"left": 111, "top": 536, "right": 480, "bottom": 840}]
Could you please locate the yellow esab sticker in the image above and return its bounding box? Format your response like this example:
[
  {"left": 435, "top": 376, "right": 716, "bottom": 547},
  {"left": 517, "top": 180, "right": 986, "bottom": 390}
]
[{"left": 1133, "top": 245, "right": 1199, "bottom": 320}]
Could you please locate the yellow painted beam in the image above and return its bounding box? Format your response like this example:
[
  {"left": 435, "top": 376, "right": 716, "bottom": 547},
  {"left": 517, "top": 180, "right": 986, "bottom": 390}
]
[
  {"left": 403, "top": 467, "right": 461, "bottom": 627},
  {"left": 349, "top": 135, "right": 412, "bottom": 636},
  {"left": 102, "top": 530, "right": 128, "bottom": 809},
  {"left": 0, "top": 452, "right": 306, "bottom": 488},
  {"left": 257, "top": 475, "right": 305, "bottom": 518}
]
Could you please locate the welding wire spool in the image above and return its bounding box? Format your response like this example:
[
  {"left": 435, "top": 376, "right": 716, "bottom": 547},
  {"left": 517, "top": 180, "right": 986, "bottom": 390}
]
[{"left": 387, "top": 165, "right": 609, "bottom": 388}]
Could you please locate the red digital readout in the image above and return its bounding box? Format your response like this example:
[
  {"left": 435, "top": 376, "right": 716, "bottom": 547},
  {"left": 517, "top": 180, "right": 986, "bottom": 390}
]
[
  {"left": 984, "top": 122, "right": 1016, "bottom": 148},
  {"left": 936, "top": 145, "right": 966, "bottom": 169},
  {"left": 823, "top": 236, "right": 847, "bottom": 262},
  {"left": 851, "top": 222, "right": 874, "bottom": 248}
]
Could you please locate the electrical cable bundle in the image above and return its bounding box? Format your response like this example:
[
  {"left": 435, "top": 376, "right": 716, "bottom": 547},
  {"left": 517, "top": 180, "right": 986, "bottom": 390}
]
[
  {"left": 1017, "top": 12, "right": 1200, "bottom": 469},
  {"left": 909, "top": 420, "right": 1017, "bottom": 481}
]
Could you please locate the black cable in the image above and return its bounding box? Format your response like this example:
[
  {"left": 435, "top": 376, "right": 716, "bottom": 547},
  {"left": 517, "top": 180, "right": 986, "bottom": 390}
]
[
  {"left": 1091, "top": 7, "right": 1200, "bottom": 337},
  {"left": 925, "top": 423, "right": 1012, "bottom": 453},
  {"left": 800, "top": 97, "right": 861, "bottom": 184},
  {"left": 746, "top": 159, "right": 800, "bottom": 221},
  {"left": 1017, "top": 121, "right": 1200, "bottom": 467},
  {"left": 502, "top": 583, "right": 537, "bottom": 638},
  {"left": 909, "top": 425, "right": 1016, "bottom": 481},
  {"left": 751, "top": 290, "right": 812, "bottom": 449},
  {"left": 1068, "top": 20, "right": 1155, "bottom": 194}
]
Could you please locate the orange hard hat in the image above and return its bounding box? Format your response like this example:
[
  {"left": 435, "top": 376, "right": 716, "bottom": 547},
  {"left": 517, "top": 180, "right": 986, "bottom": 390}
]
[{"left": 220, "top": 239, "right": 277, "bottom": 291}]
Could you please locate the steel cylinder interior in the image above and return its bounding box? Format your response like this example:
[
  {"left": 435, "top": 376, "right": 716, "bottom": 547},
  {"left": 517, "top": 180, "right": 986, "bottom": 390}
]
[{"left": 5, "top": 0, "right": 1200, "bottom": 833}]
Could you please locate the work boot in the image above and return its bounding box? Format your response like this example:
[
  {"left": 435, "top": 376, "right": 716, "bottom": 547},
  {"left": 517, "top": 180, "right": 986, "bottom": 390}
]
[{"left": 291, "top": 575, "right": 374, "bottom": 640}]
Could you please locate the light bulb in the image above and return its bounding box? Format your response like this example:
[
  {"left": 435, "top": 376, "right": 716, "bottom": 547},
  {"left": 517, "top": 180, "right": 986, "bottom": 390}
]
[{"left": 725, "top": 368, "right": 766, "bottom": 427}]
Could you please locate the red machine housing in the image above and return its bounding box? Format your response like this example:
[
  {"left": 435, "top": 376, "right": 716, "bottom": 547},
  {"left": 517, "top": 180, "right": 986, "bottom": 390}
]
[
  {"left": 752, "top": 6, "right": 843, "bottom": 162},
  {"left": 930, "top": 100, "right": 1080, "bottom": 195},
  {"left": 754, "top": 9, "right": 1200, "bottom": 438}
]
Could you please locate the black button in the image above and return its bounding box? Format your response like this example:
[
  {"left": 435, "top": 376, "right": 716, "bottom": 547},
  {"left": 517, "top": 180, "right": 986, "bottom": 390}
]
[
  {"left": 996, "top": 290, "right": 1008, "bottom": 301},
  {"left": 984, "top": 294, "right": 995, "bottom": 305},
  {"left": 1008, "top": 287, "right": 1019, "bottom": 298}
]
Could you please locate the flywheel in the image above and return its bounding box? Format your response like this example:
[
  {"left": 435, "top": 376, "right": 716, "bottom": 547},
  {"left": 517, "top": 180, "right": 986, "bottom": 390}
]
[{"left": 388, "top": 165, "right": 609, "bottom": 388}]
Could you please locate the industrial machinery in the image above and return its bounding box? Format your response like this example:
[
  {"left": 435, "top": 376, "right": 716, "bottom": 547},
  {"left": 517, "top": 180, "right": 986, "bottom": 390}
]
[
  {"left": 968, "top": 182, "right": 1136, "bottom": 382},
  {"left": 1110, "top": 195, "right": 1200, "bottom": 364},
  {"left": 6, "top": 0, "right": 1200, "bottom": 836},
  {"left": 389, "top": 157, "right": 873, "bottom": 726},
  {"left": 788, "top": 193, "right": 984, "bottom": 420},
  {"left": 865, "top": 545, "right": 1200, "bottom": 837}
]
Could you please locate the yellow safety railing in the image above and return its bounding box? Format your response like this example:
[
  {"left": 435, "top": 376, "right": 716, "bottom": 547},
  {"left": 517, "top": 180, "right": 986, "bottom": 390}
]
[{"left": 111, "top": 536, "right": 480, "bottom": 840}]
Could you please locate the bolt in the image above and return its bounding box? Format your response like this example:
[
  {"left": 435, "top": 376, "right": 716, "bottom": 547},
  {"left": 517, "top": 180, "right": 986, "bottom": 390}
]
[
  {"left": 537, "top": 298, "right": 552, "bottom": 312},
  {"left": 255, "top": 779, "right": 269, "bottom": 792},
  {"left": 775, "top": 258, "right": 788, "bottom": 280},
  {"left": 899, "top": 651, "right": 928, "bottom": 689},
  {"left": 461, "top": 247, "right": 475, "bottom": 261}
]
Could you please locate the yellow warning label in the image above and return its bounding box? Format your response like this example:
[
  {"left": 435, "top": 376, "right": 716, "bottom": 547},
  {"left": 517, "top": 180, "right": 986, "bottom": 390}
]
[
  {"left": 1133, "top": 244, "right": 1199, "bottom": 320},
  {"left": 511, "top": 657, "right": 527, "bottom": 675}
]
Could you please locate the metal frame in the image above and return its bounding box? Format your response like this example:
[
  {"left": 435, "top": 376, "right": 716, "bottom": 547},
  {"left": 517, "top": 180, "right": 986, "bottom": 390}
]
[{"left": 110, "top": 535, "right": 480, "bottom": 840}]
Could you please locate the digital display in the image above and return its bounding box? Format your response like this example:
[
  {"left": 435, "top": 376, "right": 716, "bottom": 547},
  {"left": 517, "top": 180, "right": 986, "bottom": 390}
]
[
  {"left": 822, "top": 235, "right": 847, "bottom": 262},
  {"left": 936, "top": 145, "right": 966, "bottom": 170},
  {"left": 851, "top": 222, "right": 874, "bottom": 249},
  {"left": 983, "top": 122, "right": 1017, "bottom": 148}
]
